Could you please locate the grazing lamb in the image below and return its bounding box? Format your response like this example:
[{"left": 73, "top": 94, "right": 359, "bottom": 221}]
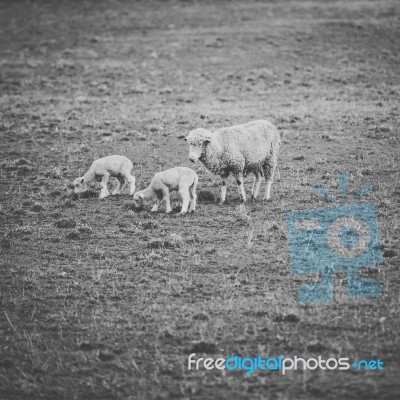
[
  {"left": 184, "top": 120, "right": 281, "bottom": 203},
  {"left": 133, "top": 167, "right": 198, "bottom": 214},
  {"left": 74, "top": 155, "right": 136, "bottom": 199}
]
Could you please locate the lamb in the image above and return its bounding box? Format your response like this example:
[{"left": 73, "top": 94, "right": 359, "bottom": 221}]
[
  {"left": 133, "top": 167, "right": 198, "bottom": 214},
  {"left": 73, "top": 155, "right": 136, "bottom": 199},
  {"left": 184, "top": 120, "right": 281, "bottom": 204}
]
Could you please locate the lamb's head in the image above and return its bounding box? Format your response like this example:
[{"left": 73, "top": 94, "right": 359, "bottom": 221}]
[
  {"left": 73, "top": 177, "right": 88, "bottom": 193},
  {"left": 133, "top": 191, "right": 145, "bottom": 208},
  {"left": 184, "top": 128, "right": 213, "bottom": 163}
]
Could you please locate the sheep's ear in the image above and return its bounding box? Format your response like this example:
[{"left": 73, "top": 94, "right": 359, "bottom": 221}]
[
  {"left": 139, "top": 193, "right": 144, "bottom": 199},
  {"left": 80, "top": 178, "right": 85, "bottom": 184},
  {"left": 202, "top": 130, "right": 212, "bottom": 143},
  {"left": 183, "top": 137, "right": 188, "bottom": 142}
]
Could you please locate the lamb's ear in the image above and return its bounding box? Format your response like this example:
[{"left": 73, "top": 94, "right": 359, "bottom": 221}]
[
  {"left": 139, "top": 193, "right": 144, "bottom": 199},
  {"left": 80, "top": 178, "right": 85, "bottom": 184},
  {"left": 183, "top": 137, "right": 188, "bottom": 142}
]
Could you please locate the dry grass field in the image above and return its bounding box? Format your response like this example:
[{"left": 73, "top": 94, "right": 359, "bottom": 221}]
[{"left": 0, "top": 0, "right": 399, "bottom": 399}]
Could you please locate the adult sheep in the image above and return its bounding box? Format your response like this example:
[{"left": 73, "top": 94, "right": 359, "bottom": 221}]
[{"left": 184, "top": 120, "right": 281, "bottom": 203}]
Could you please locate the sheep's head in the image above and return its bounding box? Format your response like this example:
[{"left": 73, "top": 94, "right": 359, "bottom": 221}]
[
  {"left": 184, "top": 128, "right": 212, "bottom": 163},
  {"left": 133, "top": 191, "right": 145, "bottom": 208},
  {"left": 73, "top": 177, "right": 88, "bottom": 193}
]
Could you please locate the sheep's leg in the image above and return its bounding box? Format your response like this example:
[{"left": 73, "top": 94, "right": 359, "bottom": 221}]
[
  {"left": 112, "top": 176, "right": 125, "bottom": 195},
  {"left": 265, "top": 181, "right": 272, "bottom": 201},
  {"left": 251, "top": 172, "right": 262, "bottom": 201},
  {"left": 179, "top": 187, "right": 190, "bottom": 214},
  {"left": 163, "top": 188, "right": 172, "bottom": 213},
  {"left": 99, "top": 173, "right": 110, "bottom": 199},
  {"left": 238, "top": 182, "right": 247, "bottom": 203},
  {"left": 235, "top": 173, "right": 246, "bottom": 203},
  {"left": 263, "top": 160, "right": 277, "bottom": 202},
  {"left": 220, "top": 181, "right": 227, "bottom": 204},
  {"left": 219, "top": 172, "right": 229, "bottom": 204}
]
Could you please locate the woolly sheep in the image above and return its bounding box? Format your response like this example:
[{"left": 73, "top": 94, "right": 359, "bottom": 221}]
[
  {"left": 133, "top": 167, "right": 198, "bottom": 214},
  {"left": 74, "top": 155, "right": 136, "bottom": 199},
  {"left": 184, "top": 120, "right": 281, "bottom": 203}
]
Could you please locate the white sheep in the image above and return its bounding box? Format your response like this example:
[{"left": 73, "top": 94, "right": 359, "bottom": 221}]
[
  {"left": 184, "top": 120, "right": 281, "bottom": 204},
  {"left": 74, "top": 155, "right": 136, "bottom": 199},
  {"left": 133, "top": 167, "right": 198, "bottom": 214}
]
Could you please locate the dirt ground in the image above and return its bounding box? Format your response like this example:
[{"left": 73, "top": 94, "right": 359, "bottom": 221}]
[{"left": 0, "top": 0, "right": 399, "bottom": 399}]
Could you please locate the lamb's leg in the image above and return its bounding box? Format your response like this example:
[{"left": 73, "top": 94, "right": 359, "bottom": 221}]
[
  {"left": 163, "top": 188, "right": 172, "bottom": 213},
  {"left": 112, "top": 176, "right": 125, "bottom": 195},
  {"left": 251, "top": 172, "right": 262, "bottom": 201},
  {"left": 99, "top": 173, "right": 110, "bottom": 199},
  {"left": 121, "top": 167, "right": 136, "bottom": 195},
  {"left": 235, "top": 172, "right": 246, "bottom": 203},
  {"left": 179, "top": 187, "right": 190, "bottom": 215},
  {"left": 151, "top": 191, "right": 163, "bottom": 212},
  {"left": 189, "top": 179, "right": 198, "bottom": 213},
  {"left": 151, "top": 199, "right": 161, "bottom": 212},
  {"left": 126, "top": 174, "right": 136, "bottom": 195}
]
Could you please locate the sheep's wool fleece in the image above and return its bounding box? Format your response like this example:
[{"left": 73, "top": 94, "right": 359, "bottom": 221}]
[
  {"left": 88, "top": 155, "right": 133, "bottom": 177},
  {"left": 198, "top": 120, "right": 280, "bottom": 176}
]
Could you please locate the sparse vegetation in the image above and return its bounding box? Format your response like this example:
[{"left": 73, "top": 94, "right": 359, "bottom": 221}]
[
  {"left": 197, "top": 190, "right": 216, "bottom": 202},
  {"left": 55, "top": 218, "right": 77, "bottom": 229},
  {"left": 0, "top": 0, "right": 399, "bottom": 399}
]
